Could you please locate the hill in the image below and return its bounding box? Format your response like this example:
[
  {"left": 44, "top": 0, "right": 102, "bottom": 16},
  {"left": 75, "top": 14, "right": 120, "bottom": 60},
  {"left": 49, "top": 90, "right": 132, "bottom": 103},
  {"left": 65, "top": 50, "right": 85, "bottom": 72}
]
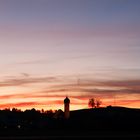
[
  {"left": 67, "top": 106, "right": 140, "bottom": 131},
  {"left": 0, "top": 106, "right": 139, "bottom": 137}
]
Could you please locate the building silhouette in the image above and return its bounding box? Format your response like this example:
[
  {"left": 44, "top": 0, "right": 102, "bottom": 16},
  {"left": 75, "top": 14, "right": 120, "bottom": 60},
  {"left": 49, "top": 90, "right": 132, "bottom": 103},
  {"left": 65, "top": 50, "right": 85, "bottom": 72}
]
[{"left": 64, "top": 97, "right": 70, "bottom": 119}]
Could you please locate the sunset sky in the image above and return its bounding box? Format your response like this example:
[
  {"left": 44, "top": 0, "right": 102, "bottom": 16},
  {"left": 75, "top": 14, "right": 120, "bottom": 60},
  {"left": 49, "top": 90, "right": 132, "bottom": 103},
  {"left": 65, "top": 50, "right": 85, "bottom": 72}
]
[{"left": 0, "top": 0, "right": 140, "bottom": 110}]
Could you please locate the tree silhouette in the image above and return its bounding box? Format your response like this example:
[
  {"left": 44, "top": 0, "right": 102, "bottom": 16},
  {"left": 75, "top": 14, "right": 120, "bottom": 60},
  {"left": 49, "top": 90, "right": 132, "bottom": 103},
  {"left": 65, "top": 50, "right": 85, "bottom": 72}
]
[
  {"left": 88, "top": 98, "right": 95, "bottom": 108},
  {"left": 96, "top": 99, "right": 102, "bottom": 108}
]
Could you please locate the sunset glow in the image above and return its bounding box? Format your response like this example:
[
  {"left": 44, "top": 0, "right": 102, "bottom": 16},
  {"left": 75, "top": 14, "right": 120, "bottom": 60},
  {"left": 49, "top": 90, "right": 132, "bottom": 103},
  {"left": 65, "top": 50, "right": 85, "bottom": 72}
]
[{"left": 0, "top": 0, "right": 140, "bottom": 110}]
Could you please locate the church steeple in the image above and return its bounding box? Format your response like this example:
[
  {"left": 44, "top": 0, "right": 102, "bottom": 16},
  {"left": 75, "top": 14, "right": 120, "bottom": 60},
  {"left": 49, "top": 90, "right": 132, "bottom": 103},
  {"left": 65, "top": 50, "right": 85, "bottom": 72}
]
[{"left": 64, "top": 97, "right": 70, "bottom": 119}]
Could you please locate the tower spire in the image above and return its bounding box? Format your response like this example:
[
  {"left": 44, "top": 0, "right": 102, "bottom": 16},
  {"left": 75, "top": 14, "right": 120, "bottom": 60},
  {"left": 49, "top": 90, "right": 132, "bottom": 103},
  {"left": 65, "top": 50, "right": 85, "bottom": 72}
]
[{"left": 64, "top": 97, "right": 70, "bottom": 119}]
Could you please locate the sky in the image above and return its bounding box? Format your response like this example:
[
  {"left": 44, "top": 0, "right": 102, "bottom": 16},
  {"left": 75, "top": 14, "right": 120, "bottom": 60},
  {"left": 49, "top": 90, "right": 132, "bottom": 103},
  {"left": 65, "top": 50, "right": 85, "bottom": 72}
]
[{"left": 0, "top": 0, "right": 140, "bottom": 110}]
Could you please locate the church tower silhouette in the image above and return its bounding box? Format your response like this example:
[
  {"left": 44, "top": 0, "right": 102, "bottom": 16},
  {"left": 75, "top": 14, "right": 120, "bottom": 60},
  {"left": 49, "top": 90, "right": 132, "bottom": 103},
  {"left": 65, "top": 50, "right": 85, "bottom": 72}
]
[{"left": 64, "top": 97, "right": 70, "bottom": 119}]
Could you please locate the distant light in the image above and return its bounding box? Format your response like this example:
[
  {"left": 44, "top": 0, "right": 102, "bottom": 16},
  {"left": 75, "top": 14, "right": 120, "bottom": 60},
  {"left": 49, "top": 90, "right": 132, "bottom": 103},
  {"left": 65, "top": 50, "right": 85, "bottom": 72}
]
[{"left": 17, "top": 125, "right": 21, "bottom": 129}]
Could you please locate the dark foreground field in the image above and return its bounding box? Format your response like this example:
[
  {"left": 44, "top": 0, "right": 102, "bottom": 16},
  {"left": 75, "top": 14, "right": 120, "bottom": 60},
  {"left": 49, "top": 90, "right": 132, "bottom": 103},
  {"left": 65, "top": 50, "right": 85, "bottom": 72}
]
[
  {"left": 0, "top": 107, "right": 139, "bottom": 139},
  {"left": 0, "top": 135, "right": 139, "bottom": 140},
  {"left": 0, "top": 131, "right": 139, "bottom": 140}
]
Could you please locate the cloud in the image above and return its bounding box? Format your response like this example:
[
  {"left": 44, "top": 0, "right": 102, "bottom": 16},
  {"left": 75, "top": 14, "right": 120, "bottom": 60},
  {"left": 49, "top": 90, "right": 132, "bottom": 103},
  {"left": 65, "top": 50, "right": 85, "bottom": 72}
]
[
  {"left": 101, "top": 80, "right": 140, "bottom": 88},
  {"left": 114, "top": 99, "right": 140, "bottom": 107},
  {"left": 1, "top": 77, "right": 140, "bottom": 97},
  {"left": 16, "top": 59, "right": 47, "bottom": 65},
  {"left": 21, "top": 73, "right": 30, "bottom": 77},
  {"left": 0, "top": 75, "right": 58, "bottom": 87},
  {"left": 0, "top": 77, "right": 140, "bottom": 109},
  {"left": 0, "top": 99, "right": 87, "bottom": 110},
  {"left": 0, "top": 95, "right": 139, "bottom": 110},
  {"left": 47, "top": 79, "right": 140, "bottom": 95},
  {"left": 0, "top": 101, "right": 39, "bottom": 109}
]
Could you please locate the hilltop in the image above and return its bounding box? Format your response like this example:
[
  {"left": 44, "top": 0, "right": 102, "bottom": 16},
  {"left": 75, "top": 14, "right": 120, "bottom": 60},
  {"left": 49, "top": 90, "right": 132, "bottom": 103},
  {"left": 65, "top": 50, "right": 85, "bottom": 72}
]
[
  {"left": 68, "top": 106, "right": 140, "bottom": 131},
  {"left": 0, "top": 106, "right": 139, "bottom": 136}
]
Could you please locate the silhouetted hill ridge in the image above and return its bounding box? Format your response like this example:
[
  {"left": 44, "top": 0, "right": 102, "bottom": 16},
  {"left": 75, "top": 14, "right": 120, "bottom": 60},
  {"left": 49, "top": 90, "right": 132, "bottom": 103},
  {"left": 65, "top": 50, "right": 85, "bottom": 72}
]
[
  {"left": 62, "top": 106, "right": 140, "bottom": 131},
  {"left": 0, "top": 106, "right": 139, "bottom": 136},
  {"left": 71, "top": 106, "right": 140, "bottom": 116}
]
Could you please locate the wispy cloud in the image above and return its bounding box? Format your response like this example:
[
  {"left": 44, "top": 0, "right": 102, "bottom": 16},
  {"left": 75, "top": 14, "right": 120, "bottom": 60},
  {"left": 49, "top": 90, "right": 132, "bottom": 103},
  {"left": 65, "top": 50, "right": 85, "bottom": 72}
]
[
  {"left": 16, "top": 59, "right": 47, "bottom": 65},
  {"left": 0, "top": 75, "right": 58, "bottom": 87},
  {"left": 0, "top": 76, "right": 140, "bottom": 109},
  {"left": 2, "top": 78, "right": 139, "bottom": 98},
  {"left": 48, "top": 79, "right": 140, "bottom": 93},
  {"left": 0, "top": 101, "right": 39, "bottom": 109}
]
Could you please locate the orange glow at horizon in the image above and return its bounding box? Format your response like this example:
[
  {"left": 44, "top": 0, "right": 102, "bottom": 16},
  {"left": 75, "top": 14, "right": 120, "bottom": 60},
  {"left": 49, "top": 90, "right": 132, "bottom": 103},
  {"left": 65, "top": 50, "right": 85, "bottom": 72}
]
[
  {"left": 0, "top": 76, "right": 140, "bottom": 111},
  {"left": 0, "top": 95, "right": 139, "bottom": 111}
]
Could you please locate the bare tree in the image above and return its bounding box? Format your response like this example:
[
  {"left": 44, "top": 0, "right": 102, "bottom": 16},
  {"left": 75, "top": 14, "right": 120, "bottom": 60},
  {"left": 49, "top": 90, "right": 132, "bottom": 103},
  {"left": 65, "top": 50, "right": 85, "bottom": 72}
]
[
  {"left": 88, "top": 98, "right": 96, "bottom": 108},
  {"left": 96, "top": 99, "right": 102, "bottom": 108}
]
